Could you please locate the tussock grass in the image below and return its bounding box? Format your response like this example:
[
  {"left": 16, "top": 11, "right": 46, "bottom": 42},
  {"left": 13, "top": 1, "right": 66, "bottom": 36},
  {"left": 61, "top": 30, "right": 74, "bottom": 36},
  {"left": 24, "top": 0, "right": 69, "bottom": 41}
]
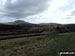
[{"left": 0, "top": 33, "right": 75, "bottom": 56}]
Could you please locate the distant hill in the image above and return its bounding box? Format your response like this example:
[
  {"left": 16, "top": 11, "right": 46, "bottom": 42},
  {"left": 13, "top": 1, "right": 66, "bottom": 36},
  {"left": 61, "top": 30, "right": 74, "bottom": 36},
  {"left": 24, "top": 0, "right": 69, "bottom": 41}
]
[
  {"left": 56, "top": 24, "right": 75, "bottom": 33},
  {"left": 6, "top": 20, "right": 32, "bottom": 25},
  {"left": 0, "top": 20, "right": 75, "bottom": 36}
]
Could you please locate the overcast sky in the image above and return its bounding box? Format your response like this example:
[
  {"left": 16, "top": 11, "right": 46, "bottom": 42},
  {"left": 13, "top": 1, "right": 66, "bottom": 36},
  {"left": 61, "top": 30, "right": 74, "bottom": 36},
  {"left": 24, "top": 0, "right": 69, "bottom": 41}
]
[{"left": 0, "top": 0, "right": 75, "bottom": 24}]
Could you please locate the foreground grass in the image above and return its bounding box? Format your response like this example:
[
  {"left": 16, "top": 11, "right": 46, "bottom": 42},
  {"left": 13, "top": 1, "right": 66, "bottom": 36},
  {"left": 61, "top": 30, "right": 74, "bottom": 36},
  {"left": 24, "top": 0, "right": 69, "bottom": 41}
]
[{"left": 0, "top": 33, "right": 75, "bottom": 56}]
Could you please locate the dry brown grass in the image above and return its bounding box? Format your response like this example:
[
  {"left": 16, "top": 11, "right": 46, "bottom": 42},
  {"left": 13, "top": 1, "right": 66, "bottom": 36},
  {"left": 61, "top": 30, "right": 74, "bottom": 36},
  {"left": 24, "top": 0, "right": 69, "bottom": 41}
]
[{"left": 0, "top": 33, "right": 75, "bottom": 56}]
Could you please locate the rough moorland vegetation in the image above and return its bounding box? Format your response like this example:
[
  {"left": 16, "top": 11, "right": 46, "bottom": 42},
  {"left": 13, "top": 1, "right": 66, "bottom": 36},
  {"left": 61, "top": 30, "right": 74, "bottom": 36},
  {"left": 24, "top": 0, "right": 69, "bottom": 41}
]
[
  {"left": 0, "top": 20, "right": 75, "bottom": 56},
  {"left": 0, "top": 33, "right": 75, "bottom": 56}
]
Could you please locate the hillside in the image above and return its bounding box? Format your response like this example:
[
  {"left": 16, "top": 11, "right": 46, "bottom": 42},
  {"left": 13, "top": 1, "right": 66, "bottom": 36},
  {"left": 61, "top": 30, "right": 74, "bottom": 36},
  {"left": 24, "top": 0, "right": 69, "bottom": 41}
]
[
  {"left": 0, "top": 33, "right": 75, "bottom": 56},
  {"left": 0, "top": 21, "right": 75, "bottom": 56},
  {"left": 0, "top": 21, "right": 75, "bottom": 40},
  {"left": 0, "top": 20, "right": 60, "bottom": 39},
  {"left": 0, "top": 20, "right": 43, "bottom": 35},
  {"left": 56, "top": 24, "right": 75, "bottom": 33}
]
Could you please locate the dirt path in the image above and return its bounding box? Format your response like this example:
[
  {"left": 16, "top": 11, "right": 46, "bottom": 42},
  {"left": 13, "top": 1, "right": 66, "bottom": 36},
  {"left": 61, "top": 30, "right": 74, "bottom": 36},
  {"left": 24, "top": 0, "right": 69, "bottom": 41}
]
[{"left": 0, "top": 33, "right": 48, "bottom": 40}]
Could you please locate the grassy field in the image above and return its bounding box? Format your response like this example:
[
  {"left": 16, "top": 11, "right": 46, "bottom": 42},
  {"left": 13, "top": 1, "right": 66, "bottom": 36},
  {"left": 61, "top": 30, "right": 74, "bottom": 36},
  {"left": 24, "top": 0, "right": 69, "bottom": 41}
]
[{"left": 0, "top": 33, "right": 75, "bottom": 56}]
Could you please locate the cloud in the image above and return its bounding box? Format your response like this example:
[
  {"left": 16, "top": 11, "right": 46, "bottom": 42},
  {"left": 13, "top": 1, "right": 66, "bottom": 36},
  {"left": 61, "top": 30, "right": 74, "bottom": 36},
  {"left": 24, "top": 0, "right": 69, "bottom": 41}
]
[
  {"left": 60, "top": 8, "right": 75, "bottom": 19},
  {"left": 59, "top": 0, "right": 75, "bottom": 19},
  {"left": 0, "top": 0, "right": 75, "bottom": 24},
  {"left": 0, "top": 0, "right": 50, "bottom": 19},
  {"left": 31, "top": 0, "right": 75, "bottom": 24},
  {"left": 71, "top": 10, "right": 75, "bottom": 16}
]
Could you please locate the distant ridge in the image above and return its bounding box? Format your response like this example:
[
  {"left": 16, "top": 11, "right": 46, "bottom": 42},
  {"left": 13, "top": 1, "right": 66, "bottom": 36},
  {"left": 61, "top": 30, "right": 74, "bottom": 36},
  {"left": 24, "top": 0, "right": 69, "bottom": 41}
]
[
  {"left": 0, "top": 20, "right": 75, "bottom": 36},
  {"left": 57, "top": 24, "right": 75, "bottom": 33},
  {"left": 5, "top": 20, "right": 32, "bottom": 25}
]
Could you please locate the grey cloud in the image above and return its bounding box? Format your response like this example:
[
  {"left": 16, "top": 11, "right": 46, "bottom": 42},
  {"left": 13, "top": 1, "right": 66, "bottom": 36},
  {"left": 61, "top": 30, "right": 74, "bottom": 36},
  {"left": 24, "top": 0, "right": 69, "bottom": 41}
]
[
  {"left": 71, "top": 10, "right": 75, "bottom": 16},
  {"left": 69, "top": 10, "right": 75, "bottom": 19},
  {"left": 65, "top": 9, "right": 75, "bottom": 19},
  {"left": 0, "top": 0, "right": 50, "bottom": 19}
]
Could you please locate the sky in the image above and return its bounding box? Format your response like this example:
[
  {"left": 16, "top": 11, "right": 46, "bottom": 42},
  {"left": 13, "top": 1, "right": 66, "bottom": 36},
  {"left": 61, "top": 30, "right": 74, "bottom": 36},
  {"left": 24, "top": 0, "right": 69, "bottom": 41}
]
[{"left": 0, "top": 0, "right": 75, "bottom": 24}]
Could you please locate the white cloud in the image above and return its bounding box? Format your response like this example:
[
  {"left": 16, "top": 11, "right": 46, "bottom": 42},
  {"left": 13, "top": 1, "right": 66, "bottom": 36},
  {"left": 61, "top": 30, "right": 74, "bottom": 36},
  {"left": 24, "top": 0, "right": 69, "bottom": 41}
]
[
  {"left": 0, "top": 0, "right": 75, "bottom": 24},
  {"left": 60, "top": 8, "right": 75, "bottom": 19},
  {"left": 29, "top": 0, "right": 68, "bottom": 19},
  {"left": 27, "top": 0, "right": 75, "bottom": 24}
]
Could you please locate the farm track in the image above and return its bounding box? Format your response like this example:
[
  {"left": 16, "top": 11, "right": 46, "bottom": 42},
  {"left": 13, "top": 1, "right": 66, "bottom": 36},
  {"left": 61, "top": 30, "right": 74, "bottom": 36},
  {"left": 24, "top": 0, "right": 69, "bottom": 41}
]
[{"left": 0, "top": 33, "right": 48, "bottom": 40}]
